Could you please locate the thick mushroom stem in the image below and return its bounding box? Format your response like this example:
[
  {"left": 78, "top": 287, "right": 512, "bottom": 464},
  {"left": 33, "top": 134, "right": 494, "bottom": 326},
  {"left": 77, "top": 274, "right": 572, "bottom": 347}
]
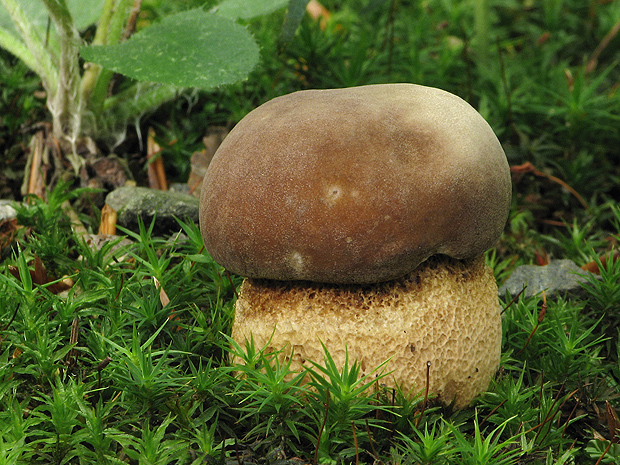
[{"left": 231, "top": 255, "right": 501, "bottom": 408}]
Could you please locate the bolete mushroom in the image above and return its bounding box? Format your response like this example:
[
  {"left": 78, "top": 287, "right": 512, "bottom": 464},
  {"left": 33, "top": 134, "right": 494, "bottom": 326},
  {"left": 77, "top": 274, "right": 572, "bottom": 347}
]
[{"left": 199, "top": 83, "right": 511, "bottom": 407}]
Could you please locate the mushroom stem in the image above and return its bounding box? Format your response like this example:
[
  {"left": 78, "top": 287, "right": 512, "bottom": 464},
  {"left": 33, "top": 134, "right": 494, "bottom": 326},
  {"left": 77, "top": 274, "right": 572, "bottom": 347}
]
[{"left": 231, "top": 255, "right": 502, "bottom": 408}]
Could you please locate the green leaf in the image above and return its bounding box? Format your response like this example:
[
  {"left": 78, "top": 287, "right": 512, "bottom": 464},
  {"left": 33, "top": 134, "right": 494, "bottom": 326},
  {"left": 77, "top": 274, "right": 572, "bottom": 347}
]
[
  {"left": 0, "top": 0, "right": 103, "bottom": 33},
  {"left": 67, "top": 0, "right": 105, "bottom": 30},
  {"left": 278, "top": 0, "right": 309, "bottom": 51},
  {"left": 80, "top": 9, "right": 259, "bottom": 89},
  {"left": 215, "top": 0, "right": 288, "bottom": 20}
]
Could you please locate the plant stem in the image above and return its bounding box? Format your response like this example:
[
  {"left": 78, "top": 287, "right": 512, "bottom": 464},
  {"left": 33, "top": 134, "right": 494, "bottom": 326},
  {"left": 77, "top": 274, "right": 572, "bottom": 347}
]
[
  {"left": 79, "top": 0, "right": 115, "bottom": 105},
  {"left": 82, "top": 0, "right": 134, "bottom": 127},
  {"left": 474, "top": 0, "right": 490, "bottom": 64},
  {"left": 40, "top": 0, "right": 84, "bottom": 170}
]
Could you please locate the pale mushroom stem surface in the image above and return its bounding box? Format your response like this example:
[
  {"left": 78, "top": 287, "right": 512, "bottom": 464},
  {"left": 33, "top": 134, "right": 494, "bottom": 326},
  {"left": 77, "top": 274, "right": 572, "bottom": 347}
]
[{"left": 231, "top": 255, "right": 501, "bottom": 408}]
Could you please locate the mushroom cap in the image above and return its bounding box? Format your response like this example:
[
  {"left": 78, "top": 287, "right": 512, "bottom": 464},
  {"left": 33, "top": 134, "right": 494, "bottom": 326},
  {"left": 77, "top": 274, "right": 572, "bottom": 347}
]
[
  {"left": 231, "top": 255, "right": 502, "bottom": 408},
  {"left": 200, "top": 84, "right": 511, "bottom": 284}
]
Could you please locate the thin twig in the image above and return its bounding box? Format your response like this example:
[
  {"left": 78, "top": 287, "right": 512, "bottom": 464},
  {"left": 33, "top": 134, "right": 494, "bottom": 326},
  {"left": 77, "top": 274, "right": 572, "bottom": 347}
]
[
  {"left": 351, "top": 422, "right": 359, "bottom": 465},
  {"left": 510, "top": 162, "right": 589, "bottom": 210},
  {"left": 67, "top": 316, "right": 79, "bottom": 366},
  {"left": 234, "top": 438, "right": 242, "bottom": 465},
  {"left": 416, "top": 361, "right": 431, "bottom": 428},
  {"left": 96, "top": 356, "right": 112, "bottom": 390},
  {"left": 314, "top": 391, "right": 329, "bottom": 465},
  {"left": 225, "top": 270, "right": 239, "bottom": 299},
  {"left": 532, "top": 384, "right": 568, "bottom": 445},
  {"left": 587, "top": 18, "right": 620, "bottom": 74},
  {"left": 122, "top": 0, "right": 143, "bottom": 40},
  {"left": 561, "top": 393, "right": 580, "bottom": 438},
  {"left": 365, "top": 418, "right": 378, "bottom": 461},
  {"left": 595, "top": 440, "right": 613, "bottom": 465},
  {"left": 1, "top": 303, "right": 20, "bottom": 332},
  {"left": 114, "top": 273, "right": 124, "bottom": 301},
  {"left": 146, "top": 128, "right": 168, "bottom": 190},
  {"left": 501, "top": 286, "right": 526, "bottom": 315},
  {"left": 480, "top": 399, "right": 507, "bottom": 428}
]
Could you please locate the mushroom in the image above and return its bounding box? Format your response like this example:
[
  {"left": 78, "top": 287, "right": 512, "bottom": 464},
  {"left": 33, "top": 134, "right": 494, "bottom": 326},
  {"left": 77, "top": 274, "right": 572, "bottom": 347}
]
[{"left": 199, "top": 83, "right": 511, "bottom": 407}]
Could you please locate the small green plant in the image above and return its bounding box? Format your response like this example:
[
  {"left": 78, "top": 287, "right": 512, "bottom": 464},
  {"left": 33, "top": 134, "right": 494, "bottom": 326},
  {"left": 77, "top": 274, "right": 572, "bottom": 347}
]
[
  {"left": 503, "top": 293, "right": 607, "bottom": 386},
  {"left": 0, "top": 396, "right": 41, "bottom": 464},
  {"left": 478, "top": 367, "right": 536, "bottom": 437},
  {"left": 29, "top": 377, "right": 86, "bottom": 463},
  {"left": 395, "top": 421, "right": 455, "bottom": 465},
  {"left": 100, "top": 323, "right": 189, "bottom": 413},
  {"left": 12, "top": 181, "right": 89, "bottom": 274},
  {"left": 305, "top": 343, "right": 391, "bottom": 463},
  {"left": 579, "top": 252, "right": 620, "bottom": 314},
  {"left": 447, "top": 414, "right": 523, "bottom": 465},
  {"left": 228, "top": 336, "right": 311, "bottom": 453},
  {"left": 121, "top": 415, "right": 187, "bottom": 465},
  {"left": 71, "top": 391, "right": 134, "bottom": 464},
  {"left": 187, "top": 420, "right": 234, "bottom": 462},
  {"left": 539, "top": 217, "right": 607, "bottom": 265},
  {"left": 586, "top": 439, "right": 620, "bottom": 465}
]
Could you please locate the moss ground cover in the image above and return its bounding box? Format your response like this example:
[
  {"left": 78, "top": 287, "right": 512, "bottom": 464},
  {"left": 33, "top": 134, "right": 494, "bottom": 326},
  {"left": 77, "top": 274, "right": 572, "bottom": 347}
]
[{"left": 1, "top": 0, "right": 620, "bottom": 463}]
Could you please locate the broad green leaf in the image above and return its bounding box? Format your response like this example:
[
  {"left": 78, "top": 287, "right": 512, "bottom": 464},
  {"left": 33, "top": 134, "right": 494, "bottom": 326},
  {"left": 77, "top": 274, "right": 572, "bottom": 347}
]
[
  {"left": 214, "top": 0, "right": 288, "bottom": 20},
  {"left": 68, "top": 0, "right": 105, "bottom": 30},
  {"left": 80, "top": 9, "right": 259, "bottom": 89},
  {"left": 0, "top": 1, "right": 46, "bottom": 33},
  {"left": 0, "top": 0, "right": 103, "bottom": 32}
]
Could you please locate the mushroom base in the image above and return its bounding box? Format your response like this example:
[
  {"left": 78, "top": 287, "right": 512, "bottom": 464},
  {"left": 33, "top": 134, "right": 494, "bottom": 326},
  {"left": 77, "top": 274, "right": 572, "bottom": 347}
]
[{"left": 231, "top": 255, "right": 501, "bottom": 408}]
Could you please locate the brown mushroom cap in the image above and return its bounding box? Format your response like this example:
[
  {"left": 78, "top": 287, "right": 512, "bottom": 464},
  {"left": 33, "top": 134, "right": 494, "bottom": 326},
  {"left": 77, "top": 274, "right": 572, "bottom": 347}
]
[{"left": 200, "top": 83, "right": 511, "bottom": 284}]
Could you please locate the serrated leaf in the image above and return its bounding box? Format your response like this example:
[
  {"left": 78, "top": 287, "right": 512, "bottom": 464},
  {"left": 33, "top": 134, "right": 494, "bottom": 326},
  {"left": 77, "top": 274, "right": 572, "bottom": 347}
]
[
  {"left": 215, "top": 0, "right": 288, "bottom": 20},
  {"left": 80, "top": 9, "right": 259, "bottom": 89}
]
